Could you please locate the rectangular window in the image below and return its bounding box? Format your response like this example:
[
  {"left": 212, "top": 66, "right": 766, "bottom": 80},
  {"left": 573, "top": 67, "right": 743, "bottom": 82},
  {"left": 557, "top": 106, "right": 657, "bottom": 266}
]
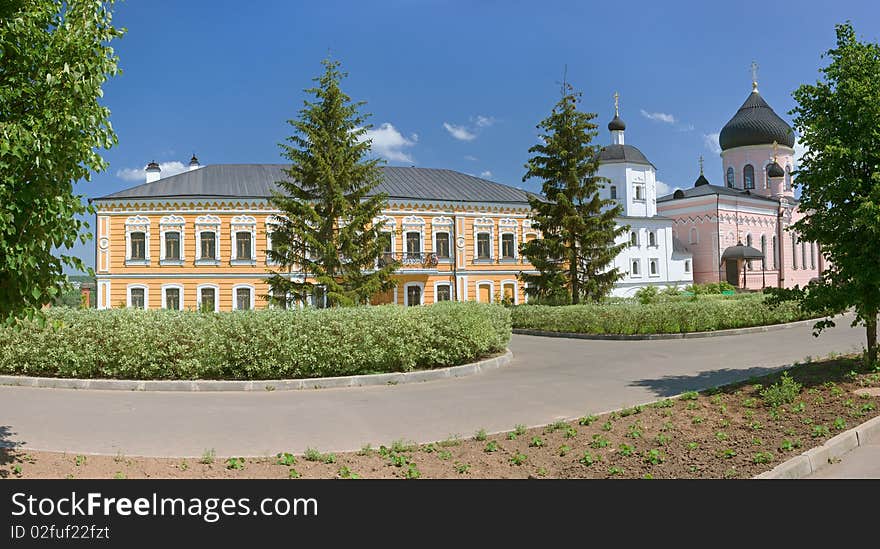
[
  {"left": 434, "top": 232, "right": 450, "bottom": 258},
  {"left": 406, "top": 285, "right": 421, "bottom": 306},
  {"left": 236, "top": 231, "right": 252, "bottom": 261},
  {"left": 235, "top": 288, "right": 252, "bottom": 310},
  {"left": 435, "top": 284, "right": 451, "bottom": 302},
  {"left": 610, "top": 186, "right": 617, "bottom": 199},
  {"left": 684, "top": 260, "right": 691, "bottom": 273},
  {"left": 130, "top": 288, "right": 145, "bottom": 309},
  {"left": 130, "top": 232, "right": 146, "bottom": 260},
  {"left": 501, "top": 233, "right": 515, "bottom": 259},
  {"left": 200, "top": 231, "right": 216, "bottom": 260},
  {"left": 406, "top": 231, "right": 421, "bottom": 259},
  {"left": 634, "top": 185, "right": 644, "bottom": 200},
  {"left": 200, "top": 288, "right": 216, "bottom": 312},
  {"left": 164, "top": 232, "right": 180, "bottom": 260},
  {"left": 165, "top": 288, "right": 180, "bottom": 310},
  {"left": 476, "top": 233, "right": 491, "bottom": 259}
]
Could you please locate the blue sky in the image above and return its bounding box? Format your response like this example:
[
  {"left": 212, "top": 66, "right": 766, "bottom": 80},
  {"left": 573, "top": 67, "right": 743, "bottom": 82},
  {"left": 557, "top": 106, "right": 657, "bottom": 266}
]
[{"left": 66, "top": 0, "right": 880, "bottom": 271}]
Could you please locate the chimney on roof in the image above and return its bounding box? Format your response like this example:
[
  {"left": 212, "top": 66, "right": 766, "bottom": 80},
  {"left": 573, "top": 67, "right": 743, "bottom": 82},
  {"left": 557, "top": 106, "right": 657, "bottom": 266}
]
[
  {"left": 145, "top": 161, "right": 160, "bottom": 183},
  {"left": 189, "top": 154, "right": 200, "bottom": 171}
]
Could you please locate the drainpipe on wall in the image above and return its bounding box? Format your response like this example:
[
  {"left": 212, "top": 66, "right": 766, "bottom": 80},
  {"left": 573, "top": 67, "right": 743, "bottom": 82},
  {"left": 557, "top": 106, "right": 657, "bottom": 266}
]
[
  {"left": 451, "top": 213, "right": 458, "bottom": 301},
  {"left": 716, "top": 194, "right": 722, "bottom": 283},
  {"left": 777, "top": 201, "right": 784, "bottom": 288}
]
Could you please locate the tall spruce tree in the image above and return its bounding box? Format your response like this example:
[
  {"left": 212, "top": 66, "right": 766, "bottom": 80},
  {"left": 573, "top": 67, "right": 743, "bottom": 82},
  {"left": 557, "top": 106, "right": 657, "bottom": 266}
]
[
  {"left": 266, "top": 59, "right": 397, "bottom": 307},
  {"left": 520, "top": 81, "right": 626, "bottom": 304},
  {"left": 787, "top": 22, "right": 880, "bottom": 366}
]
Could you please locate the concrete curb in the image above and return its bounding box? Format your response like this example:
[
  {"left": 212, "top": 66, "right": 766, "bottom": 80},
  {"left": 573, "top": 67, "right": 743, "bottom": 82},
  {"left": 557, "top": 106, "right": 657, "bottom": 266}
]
[
  {"left": 513, "top": 318, "right": 820, "bottom": 341},
  {"left": 754, "top": 414, "right": 880, "bottom": 479},
  {"left": 0, "top": 350, "right": 512, "bottom": 393}
]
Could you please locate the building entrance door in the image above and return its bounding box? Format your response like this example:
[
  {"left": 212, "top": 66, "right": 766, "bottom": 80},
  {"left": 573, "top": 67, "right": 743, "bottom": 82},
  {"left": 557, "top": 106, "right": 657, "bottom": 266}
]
[{"left": 726, "top": 260, "right": 740, "bottom": 287}]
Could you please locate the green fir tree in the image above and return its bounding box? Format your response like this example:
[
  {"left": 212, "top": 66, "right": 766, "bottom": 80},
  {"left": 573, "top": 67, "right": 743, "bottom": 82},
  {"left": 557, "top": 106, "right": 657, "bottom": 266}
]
[
  {"left": 520, "top": 81, "right": 626, "bottom": 304},
  {"left": 266, "top": 59, "right": 397, "bottom": 307}
]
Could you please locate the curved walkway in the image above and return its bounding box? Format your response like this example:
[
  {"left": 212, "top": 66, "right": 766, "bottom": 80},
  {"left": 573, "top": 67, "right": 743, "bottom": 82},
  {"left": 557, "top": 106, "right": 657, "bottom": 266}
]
[{"left": 0, "top": 319, "right": 864, "bottom": 458}]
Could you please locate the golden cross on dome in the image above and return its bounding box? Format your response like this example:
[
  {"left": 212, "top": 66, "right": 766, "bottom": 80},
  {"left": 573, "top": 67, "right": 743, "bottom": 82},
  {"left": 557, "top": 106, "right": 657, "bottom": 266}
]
[
  {"left": 699, "top": 154, "right": 704, "bottom": 175},
  {"left": 613, "top": 91, "right": 620, "bottom": 116},
  {"left": 751, "top": 60, "right": 759, "bottom": 91},
  {"left": 772, "top": 140, "right": 779, "bottom": 162}
]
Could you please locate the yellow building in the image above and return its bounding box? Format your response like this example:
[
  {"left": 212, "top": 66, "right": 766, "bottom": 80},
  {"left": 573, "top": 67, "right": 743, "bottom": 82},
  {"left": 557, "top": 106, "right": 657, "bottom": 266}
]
[{"left": 92, "top": 160, "right": 539, "bottom": 310}]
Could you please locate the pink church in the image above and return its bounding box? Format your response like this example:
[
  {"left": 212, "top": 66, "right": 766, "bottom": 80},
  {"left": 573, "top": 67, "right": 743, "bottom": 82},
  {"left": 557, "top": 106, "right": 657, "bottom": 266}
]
[{"left": 656, "top": 80, "right": 822, "bottom": 289}]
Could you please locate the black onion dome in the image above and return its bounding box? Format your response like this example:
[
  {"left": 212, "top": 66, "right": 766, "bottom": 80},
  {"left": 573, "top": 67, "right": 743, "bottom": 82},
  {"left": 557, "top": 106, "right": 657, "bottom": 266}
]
[
  {"left": 146, "top": 161, "right": 160, "bottom": 171},
  {"left": 597, "top": 144, "right": 652, "bottom": 167},
  {"left": 767, "top": 161, "right": 785, "bottom": 178},
  {"left": 719, "top": 91, "right": 795, "bottom": 151},
  {"left": 694, "top": 174, "right": 710, "bottom": 187},
  {"left": 608, "top": 115, "right": 626, "bottom": 131}
]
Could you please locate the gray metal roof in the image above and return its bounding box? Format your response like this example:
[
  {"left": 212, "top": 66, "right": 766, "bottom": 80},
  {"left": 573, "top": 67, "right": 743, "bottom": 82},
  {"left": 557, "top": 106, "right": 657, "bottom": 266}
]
[
  {"left": 95, "top": 165, "right": 537, "bottom": 204},
  {"left": 719, "top": 90, "right": 795, "bottom": 151},
  {"left": 598, "top": 144, "right": 654, "bottom": 168},
  {"left": 657, "top": 182, "right": 779, "bottom": 204}
]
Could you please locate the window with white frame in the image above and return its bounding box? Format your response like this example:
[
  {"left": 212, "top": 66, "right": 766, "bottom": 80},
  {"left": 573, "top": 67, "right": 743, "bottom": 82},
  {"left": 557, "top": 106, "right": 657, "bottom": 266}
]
[
  {"left": 431, "top": 216, "right": 453, "bottom": 260},
  {"left": 230, "top": 215, "right": 256, "bottom": 264},
  {"left": 405, "top": 231, "right": 421, "bottom": 259},
  {"left": 630, "top": 231, "right": 638, "bottom": 247},
  {"left": 792, "top": 234, "right": 798, "bottom": 269},
  {"left": 162, "top": 285, "right": 183, "bottom": 310},
  {"left": 474, "top": 218, "right": 494, "bottom": 261},
  {"left": 435, "top": 283, "right": 451, "bottom": 302},
  {"left": 404, "top": 283, "right": 422, "bottom": 306},
  {"left": 610, "top": 185, "right": 617, "bottom": 199},
  {"left": 648, "top": 231, "right": 656, "bottom": 247},
  {"left": 401, "top": 216, "right": 425, "bottom": 262},
  {"left": 195, "top": 215, "right": 221, "bottom": 264},
  {"left": 197, "top": 285, "right": 218, "bottom": 312},
  {"left": 476, "top": 232, "right": 491, "bottom": 260},
  {"left": 502, "top": 281, "right": 516, "bottom": 304},
  {"left": 684, "top": 259, "right": 691, "bottom": 273},
  {"left": 649, "top": 259, "right": 659, "bottom": 276},
  {"left": 631, "top": 259, "right": 641, "bottom": 277},
  {"left": 159, "top": 215, "right": 185, "bottom": 264},
  {"left": 127, "top": 285, "right": 147, "bottom": 309},
  {"left": 233, "top": 285, "right": 254, "bottom": 310},
  {"left": 501, "top": 233, "right": 516, "bottom": 259},
  {"left": 633, "top": 184, "right": 644, "bottom": 201},
  {"left": 125, "top": 216, "right": 150, "bottom": 264}
]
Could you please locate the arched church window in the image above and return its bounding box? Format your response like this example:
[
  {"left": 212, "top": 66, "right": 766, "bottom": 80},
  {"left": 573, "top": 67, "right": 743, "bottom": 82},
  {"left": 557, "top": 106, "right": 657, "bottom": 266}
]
[
  {"left": 726, "top": 167, "right": 735, "bottom": 188},
  {"left": 689, "top": 227, "right": 698, "bottom": 245},
  {"left": 761, "top": 235, "right": 767, "bottom": 269},
  {"left": 772, "top": 236, "right": 778, "bottom": 270},
  {"left": 792, "top": 234, "right": 798, "bottom": 269},
  {"left": 746, "top": 234, "right": 753, "bottom": 270},
  {"left": 785, "top": 165, "right": 792, "bottom": 191},
  {"left": 743, "top": 165, "right": 755, "bottom": 190}
]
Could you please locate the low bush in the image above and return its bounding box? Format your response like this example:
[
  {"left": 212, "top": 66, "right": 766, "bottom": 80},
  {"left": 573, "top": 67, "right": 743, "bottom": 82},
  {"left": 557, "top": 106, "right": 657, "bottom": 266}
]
[
  {"left": 511, "top": 294, "right": 814, "bottom": 335},
  {"left": 0, "top": 302, "right": 511, "bottom": 380},
  {"left": 760, "top": 372, "right": 802, "bottom": 408}
]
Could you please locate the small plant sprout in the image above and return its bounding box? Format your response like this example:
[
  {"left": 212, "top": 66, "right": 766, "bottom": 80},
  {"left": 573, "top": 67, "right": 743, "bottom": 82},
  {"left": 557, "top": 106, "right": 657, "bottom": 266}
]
[
  {"left": 579, "top": 451, "right": 600, "bottom": 466},
  {"left": 438, "top": 450, "right": 452, "bottom": 461},
  {"left": 529, "top": 437, "right": 545, "bottom": 448},
  {"left": 752, "top": 452, "right": 773, "bottom": 465},
  {"left": 719, "top": 448, "right": 737, "bottom": 459},
  {"left": 13, "top": 465, "right": 23, "bottom": 476},
  {"left": 514, "top": 425, "right": 528, "bottom": 437},
  {"left": 506, "top": 432, "right": 518, "bottom": 441},
  {"left": 404, "top": 464, "right": 420, "bottom": 479},
  {"left": 391, "top": 439, "right": 415, "bottom": 453},
  {"left": 626, "top": 422, "right": 643, "bottom": 439},
  {"left": 686, "top": 442, "right": 699, "bottom": 451},
  {"left": 113, "top": 472, "right": 126, "bottom": 480},
  {"left": 563, "top": 426, "right": 578, "bottom": 439},
  {"left": 200, "top": 448, "right": 215, "bottom": 465},
  {"left": 536, "top": 467, "right": 548, "bottom": 477},
  {"left": 579, "top": 414, "right": 598, "bottom": 426},
  {"left": 691, "top": 416, "right": 704, "bottom": 425},
  {"left": 833, "top": 417, "right": 847, "bottom": 430},
  {"left": 358, "top": 444, "right": 374, "bottom": 456},
  {"left": 812, "top": 424, "right": 831, "bottom": 438},
  {"left": 715, "top": 431, "right": 728, "bottom": 442},
  {"left": 510, "top": 453, "right": 528, "bottom": 466},
  {"left": 454, "top": 462, "right": 471, "bottom": 474},
  {"left": 474, "top": 429, "right": 487, "bottom": 442},
  {"left": 643, "top": 449, "right": 664, "bottom": 465},
  {"left": 74, "top": 455, "right": 86, "bottom": 467},
  {"left": 484, "top": 441, "right": 498, "bottom": 453},
  {"left": 288, "top": 469, "right": 300, "bottom": 479},
  {"left": 590, "top": 434, "right": 610, "bottom": 449},
  {"left": 225, "top": 457, "right": 245, "bottom": 470},
  {"left": 681, "top": 391, "right": 699, "bottom": 401},
  {"left": 439, "top": 435, "right": 462, "bottom": 447},
  {"left": 546, "top": 420, "right": 568, "bottom": 433},
  {"left": 276, "top": 452, "right": 297, "bottom": 466},
  {"left": 559, "top": 445, "right": 571, "bottom": 457},
  {"left": 608, "top": 466, "right": 624, "bottom": 476},
  {"left": 655, "top": 433, "right": 670, "bottom": 446},
  {"left": 618, "top": 444, "right": 635, "bottom": 457},
  {"left": 304, "top": 448, "right": 322, "bottom": 462},
  {"left": 601, "top": 421, "right": 613, "bottom": 432},
  {"left": 338, "top": 466, "right": 360, "bottom": 479}
]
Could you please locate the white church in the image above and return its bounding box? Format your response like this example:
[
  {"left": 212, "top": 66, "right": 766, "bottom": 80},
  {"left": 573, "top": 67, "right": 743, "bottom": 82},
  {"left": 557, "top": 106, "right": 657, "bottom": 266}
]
[{"left": 599, "top": 95, "right": 694, "bottom": 297}]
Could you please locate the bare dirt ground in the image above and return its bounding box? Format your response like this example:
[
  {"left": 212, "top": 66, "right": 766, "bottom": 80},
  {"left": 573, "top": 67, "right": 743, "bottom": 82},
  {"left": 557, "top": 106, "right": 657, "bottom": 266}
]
[{"left": 3, "top": 354, "right": 878, "bottom": 479}]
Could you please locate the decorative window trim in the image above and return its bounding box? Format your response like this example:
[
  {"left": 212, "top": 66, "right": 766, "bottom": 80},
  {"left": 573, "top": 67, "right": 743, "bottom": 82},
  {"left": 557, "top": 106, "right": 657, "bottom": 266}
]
[
  {"left": 474, "top": 231, "right": 493, "bottom": 261},
  {"left": 475, "top": 281, "right": 494, "bottom": 303},
  {"left": 726, "top": 166, "right": 735, "bottom": 188},
  {"left": 743, "top": 164, "right": 755, "bottom": 190},
  {"left": 126, "top": 284, "right": 149, "bottom": 309},
  {"left": 195, "top": 215, "right": 221, "bottom": 265},
  {"left": 403, "top": 282, "right": 424, "bottom": 306},
  {"left": 499, "top": 230, "right": 518, "bottom": 261},
  {"left": 97, "top": 280, "right": 111, "bottom": 310},
  {"left": 500, "top": 279, "right": 518, "bottom": 305},
  {"left": 159, "top": 215, "right": 185, "bottom": 264},
  {"left": 610, "top": 185, "right": 617, "bottom": 199},
  {"left": 433, "top": 230, "right": 452, "bottom": 261},
  {"left": 230, "top": 215, "right": 257, "bottom": 266},
  {"left": 648, "top": 258, "right": 660, "bottom": 278},
  {"left": 125, "top": 215, "right": 151, "bottom": 265},
  {"left": 631, "top": 259, "right": 642, "bottom": 278},
  {"left": 433, "top": 281, "right": 453, "bottom": 302},
  {"left": 231, "top": 284, "right": 255, "bottom": 311},
  {"left": 630, "top": 230, "right": 639, "bottom": 247},
  {"left": 161, "top": 283, "right": 185, "bottom": 310},
  {"left": 689, "top": 227, "right": 699, "bottom": 245},
  {"left": 647, "top": 230, "right": 657, "bottom": 247},
  {"left": 196, "top": 284, "right": 220, "bottom": 313},
  {"left": 374, "top": 215, "right": 397, "bottom": 232},
  {"left": 632, "top": 184, "right": 646, "bottom": 202}
]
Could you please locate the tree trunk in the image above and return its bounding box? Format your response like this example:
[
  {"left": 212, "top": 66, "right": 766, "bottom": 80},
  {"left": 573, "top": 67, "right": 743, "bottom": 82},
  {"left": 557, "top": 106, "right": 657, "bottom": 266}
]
[
  {"left": 867, "top": 313, "right": 878, "bottom": 367},
  {"left": 569, "top": 248, "right": 579, "bottom": 305}
]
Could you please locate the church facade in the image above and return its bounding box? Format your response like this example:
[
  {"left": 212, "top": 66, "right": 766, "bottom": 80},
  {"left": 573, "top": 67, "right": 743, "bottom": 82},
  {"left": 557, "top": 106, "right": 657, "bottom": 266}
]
[{"left": 656, "top": 79, "right": 822, "bottom": 289}]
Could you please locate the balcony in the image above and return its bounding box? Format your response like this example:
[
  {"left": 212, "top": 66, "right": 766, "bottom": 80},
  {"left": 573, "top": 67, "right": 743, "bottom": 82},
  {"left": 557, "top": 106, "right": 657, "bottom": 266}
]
[{"left": 379, "top": 252, "right": 440, "bottom": 269}]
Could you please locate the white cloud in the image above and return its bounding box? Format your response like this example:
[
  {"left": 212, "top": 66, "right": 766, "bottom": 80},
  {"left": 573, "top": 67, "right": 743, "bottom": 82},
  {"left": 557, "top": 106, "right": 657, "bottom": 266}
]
[
  {"left": 464, "top": 155, "right": 478, "bottom": 161},
  {"left": 640, "top": 109, "right": 676, "bottom": 124},
  {"left": 116, "top": 161, "right": 187, "bottom": 182},
  {"left": 793, "top": 138, "right": 808, "bottom": 168},
  {"left": 479, "top": 170, "right": 493, "bottom": 179},
  {"left": 443, "top": 122, "right": 477, "bottom": 141},
  {"left": 655, "top": 180, "right": 679, "bottom": 197},
  {"left": 362, "top": 122, "right": 418, "bottom": 163},
  {"left": 473, "top": 115, "right": 496, "bottom": 128},
  {"left": 703, "top": 132, "right": 722, "bottom": 155}
]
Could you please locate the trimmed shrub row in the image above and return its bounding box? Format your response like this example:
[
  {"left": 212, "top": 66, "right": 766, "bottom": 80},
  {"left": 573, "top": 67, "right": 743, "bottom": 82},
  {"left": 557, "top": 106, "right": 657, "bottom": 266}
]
[
  {"left": 510, "top": 295, "right": 813, "bottom": 335},
  {"left": 0, "top": 302, "right": 511, "bottom": 380}
]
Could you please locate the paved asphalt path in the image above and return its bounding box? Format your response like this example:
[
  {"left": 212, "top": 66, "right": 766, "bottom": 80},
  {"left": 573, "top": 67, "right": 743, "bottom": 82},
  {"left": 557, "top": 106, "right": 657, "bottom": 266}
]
[{"left": 0, "top": 321, "right": 864, "bottom": 458}]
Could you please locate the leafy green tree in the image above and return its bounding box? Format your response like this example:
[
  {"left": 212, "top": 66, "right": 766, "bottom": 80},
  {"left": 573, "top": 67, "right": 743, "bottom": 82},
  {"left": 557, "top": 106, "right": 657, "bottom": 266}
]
[
  {"left": 0, "top": 0, "right": 122, "bottom": 324},
  {"left": 520, "top": 81, "right": 626, "bottom": 304},
  {"left": 789, "top": 22, "right": 880, "bottom": 365},
  {"left": 266, "top": 59, "right": 397, "bottom": 307}
]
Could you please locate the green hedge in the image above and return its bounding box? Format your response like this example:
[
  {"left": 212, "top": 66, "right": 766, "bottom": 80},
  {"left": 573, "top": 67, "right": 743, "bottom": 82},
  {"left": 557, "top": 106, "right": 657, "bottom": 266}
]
[
  {"left": 0, "top": 302, "right": 511, "bottom": 380},
  {"left": 510, "top": 295, "right": 813, "bottom": 335}
]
